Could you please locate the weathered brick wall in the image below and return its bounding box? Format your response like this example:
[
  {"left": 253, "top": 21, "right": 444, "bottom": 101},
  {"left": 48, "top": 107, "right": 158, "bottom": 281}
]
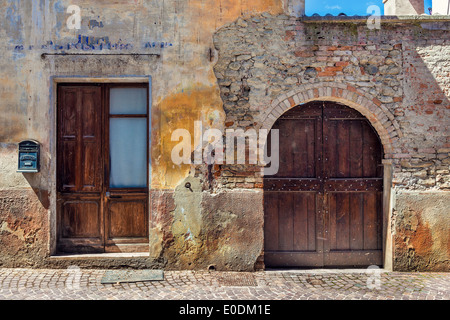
[
  {"left": 213, "top": 14, "right": 450, "bottom": 191},
  {"left": 398, "top": 41, "right": 450, "bottom": 189}
]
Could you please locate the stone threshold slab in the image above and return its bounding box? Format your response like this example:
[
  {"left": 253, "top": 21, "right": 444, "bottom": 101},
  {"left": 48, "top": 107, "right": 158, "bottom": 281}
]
[{"left": 49, "top": 252, "right": 150, "bottom": 260}]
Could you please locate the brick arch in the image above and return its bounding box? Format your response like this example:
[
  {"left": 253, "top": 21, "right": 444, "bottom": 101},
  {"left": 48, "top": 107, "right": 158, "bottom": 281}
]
[{"left": 260, "top": 82, "right": 402, "bottom": 157}]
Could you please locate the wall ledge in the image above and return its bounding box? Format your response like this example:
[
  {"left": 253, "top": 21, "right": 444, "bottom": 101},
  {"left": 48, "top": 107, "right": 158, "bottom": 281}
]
[{"left": 301, "top": 15, "right": 450, "bottom": 24}]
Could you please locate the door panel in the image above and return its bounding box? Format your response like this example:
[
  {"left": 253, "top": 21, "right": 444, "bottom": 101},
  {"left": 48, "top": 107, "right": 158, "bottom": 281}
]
[
  {"left": 82, "top": 142, "right": 100, "bottom": 189},
  {"left": 59, "top": 88, "right": 78, "bottom": 191},
  {"left": 334, "top": 192, "right": 350, "bottom": 250},
  {"left": 264, "top": 103, "right": 324, "bottom": 267},
  {"left": 61, "top": 140, "right": 77, "bottom": 190},
  {"left": 264, "top": 192, "right": 319, "bottom": 253},
  {"left": 323, "top": 104, "right": 383, "bottom": 266},
  {"left": 264, "top": 190, "right": 323, "bottom": 267},
  {"left": 105, "top": 195, "right": 149, "bottom": 253},
  {"left": 105, "top": 85, "right": 149, "bottom": 252},
  {"left": 293, "top": 193, "right": 312, "bottom": 251},
  {"left": 107, "top": 198, "right": 148, "bottom": 238},
  {"left": 362, "top": 121, "right": 383, "bottom": 177},
  {"left": 57, "top": 84, "right": 149, "bottom": 254},
  {"left": 58, "top": 86, "right": 102, "bottom": 193},
  {"left": 57, "top": 86, "right": 103, "bottom": 253},
  {"left": 264, "top": 192, "right": 279, "bottom": 252},
  {"left": 349, "top": 193, "right": 364, "bottom": 250},
  {"left": 57, "top": 195, "right": 104, "bottom": 253},
  {"left": 61, "top": 200, "right": 102, "bottom": 239},
  {"left": 264, "top": 101, "right": 383, "bottom": 267}
]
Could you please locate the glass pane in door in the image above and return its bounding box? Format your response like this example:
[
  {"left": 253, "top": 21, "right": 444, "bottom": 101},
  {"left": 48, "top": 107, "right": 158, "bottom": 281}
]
[
  {"left": 109, "top": 118, "right": 147, "bottom": 188},
  {"left": 110, "top": 88, "right": 147, "bottom": 115}
]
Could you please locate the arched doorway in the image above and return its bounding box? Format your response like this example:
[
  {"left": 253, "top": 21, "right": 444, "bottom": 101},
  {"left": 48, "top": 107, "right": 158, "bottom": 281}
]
[{"left": 264, "top": 101, "right": 384, "bottom": 267}]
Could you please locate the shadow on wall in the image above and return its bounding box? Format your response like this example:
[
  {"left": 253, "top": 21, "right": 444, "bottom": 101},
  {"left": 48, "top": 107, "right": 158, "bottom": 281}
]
[
  {"left": 23, "top": 173, "right": 50, "bottom": 210},
  {"left": 392, "top": 27, "right": 450, "bottom": 271}
]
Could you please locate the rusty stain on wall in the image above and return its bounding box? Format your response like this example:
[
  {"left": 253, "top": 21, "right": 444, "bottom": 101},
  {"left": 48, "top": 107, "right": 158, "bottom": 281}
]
[
  {"left": 153, "top": 84, "right": 225, "bottom": 188},
  {"left": 394, "top": 192, "right": 449, "bottom": 271}
]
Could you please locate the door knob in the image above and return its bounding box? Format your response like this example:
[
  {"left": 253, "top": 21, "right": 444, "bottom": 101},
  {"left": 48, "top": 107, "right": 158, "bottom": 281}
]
[{"left": 106, "top": 192, "right": 122, "bottom": 199}]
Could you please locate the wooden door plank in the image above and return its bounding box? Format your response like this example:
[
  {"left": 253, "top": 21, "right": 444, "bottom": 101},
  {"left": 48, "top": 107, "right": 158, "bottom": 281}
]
[
  {"left": 350, "top": 193, "right": 364, "bottom": 250},
  {"left": 336, "top": 193, "right": 350, "bottom": 250},
  {"left": 362, "top": 121, "right": 382, "bottom": 178},
  {"left": 349, "top": 120, "right": 363, "bottom": 177},
  {"left": 337, "top": 121, "right": 350, "bottom": 178},
  {"left": 293, "top": 193, "right": 308, "bottom": 251},
  {"left": 328, "top": 193, "right": 337, "bottom": 251},
  {"left": 278, "top": 192, "right": 294, "bottom": 251},
  {"left": 285, "top": 119, "right": 296, "bottom": 177},
  {"left": 81, "top": 142, "right": 99, "bottom": 189},
  {"left": 364, "top": 192, "right": 379, "bottom": 250},
  {"left": 80, "top": 88, "right": 102, "bottom": 192},
  {"left": 264, "top": 192, "right": 279, "bottom": 252},
  {"left": 324, "top": 119, "right": 337, "bottom": 178},
  {"left": 58, "top": 87, "right": 78, "bottom": 192},
  {"left": 61, "top": 200, "right": 101, "bottom": 239},
  {"left": 377, "top": 191, "right": 383, "bottom": 250},
  {"left": 306, "top": 120, "right": 316, "bottom": 177},
  {"left": 61, "top": 140, "right": 77, "bottom": 190},
  {"left": 307, "top": 193, "right": 317, "bottom": 251},
  {"left": 294, "top": 120, "right": 306, "bottom": 177}
]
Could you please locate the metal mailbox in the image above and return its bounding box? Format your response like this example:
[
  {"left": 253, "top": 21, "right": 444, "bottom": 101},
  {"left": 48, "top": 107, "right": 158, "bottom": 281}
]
[{"left": 17, "top": 140, "right": 40, "bottom": 173}]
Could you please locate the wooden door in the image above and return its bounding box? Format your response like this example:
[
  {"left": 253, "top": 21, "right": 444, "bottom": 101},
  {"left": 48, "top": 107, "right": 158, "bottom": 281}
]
[
  {"left": 57, "top": 85, "right": 104, "bottom": 253},
  {"left": 323, "top": 104, "right": 383, "bottom": 266},
  {"left": 104, "top": 85, "right": 149, "bottom": 253},
  {"left": 57, "top": 84, "right": 149, "bottom": 254},
  {"left": 264, "top": 103, "right": 324, "bottom": 267},
  {"left": 264, "top": 102, "right": 383, "bottom": 267}
]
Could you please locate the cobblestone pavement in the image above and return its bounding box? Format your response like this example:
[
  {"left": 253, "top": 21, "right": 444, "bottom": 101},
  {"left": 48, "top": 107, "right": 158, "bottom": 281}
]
[{"left": 0, "top": 268, "right": 448, "bottom": 300}]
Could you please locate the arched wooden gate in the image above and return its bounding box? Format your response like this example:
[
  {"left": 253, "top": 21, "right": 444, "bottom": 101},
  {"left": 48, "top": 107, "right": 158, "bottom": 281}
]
[{"left": 264, "top": 101, "right": 384, "bottom": 267}]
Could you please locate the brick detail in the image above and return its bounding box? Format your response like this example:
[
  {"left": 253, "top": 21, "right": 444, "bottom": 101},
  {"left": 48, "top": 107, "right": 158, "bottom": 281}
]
[{"left": 261, "top": 82, "right": 402, "bottom": 155}]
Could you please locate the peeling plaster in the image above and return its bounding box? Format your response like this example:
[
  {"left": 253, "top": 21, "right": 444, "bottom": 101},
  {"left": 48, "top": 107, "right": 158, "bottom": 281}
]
[{"left": 0, "top": 221, "right": 25, "bottom": 241}]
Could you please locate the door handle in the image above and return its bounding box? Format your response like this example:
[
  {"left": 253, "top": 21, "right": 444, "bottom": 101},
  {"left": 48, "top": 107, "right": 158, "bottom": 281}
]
[{"left": 106, "top": 192, "right": 122, "bottom": 199}]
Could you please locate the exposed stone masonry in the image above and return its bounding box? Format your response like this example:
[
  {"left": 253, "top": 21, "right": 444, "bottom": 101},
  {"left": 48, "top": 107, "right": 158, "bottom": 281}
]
[{"left": 213, "top": 14, "right": 450, "bottom": 191}]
